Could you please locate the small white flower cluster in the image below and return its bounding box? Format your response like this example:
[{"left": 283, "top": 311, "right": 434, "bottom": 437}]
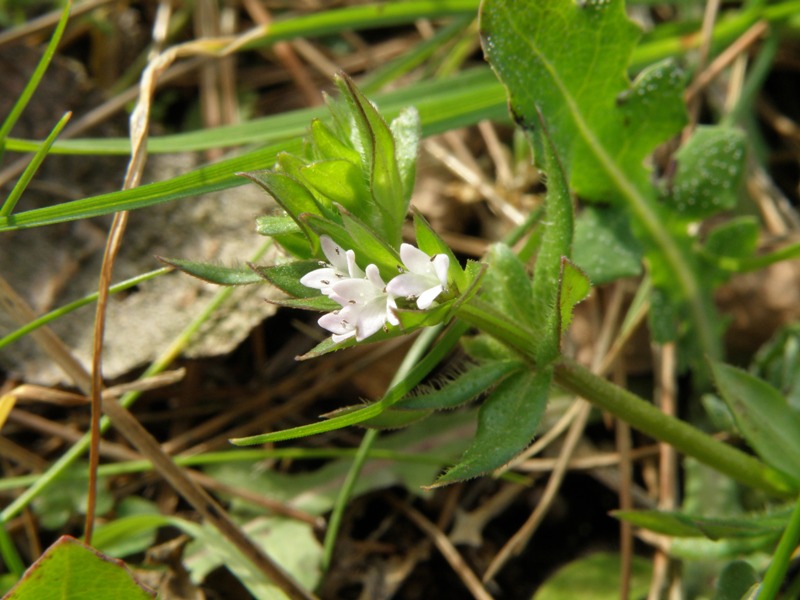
[{"left": 300, "top": 235, "right": 449, "bottom": 343}]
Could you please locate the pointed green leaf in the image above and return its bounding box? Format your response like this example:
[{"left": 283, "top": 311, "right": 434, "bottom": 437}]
[
  {"left": 432, "top": 367, "right": 551, "bottom": 486},
  {"left": 413, "top": 210, "right": 467, "bottom": 290},
  {"left": 309, "top": 118, "right": 360, "bottom": 163},
  {"left": 300, "top": 159, "right": 372, "bottom": 216},
  {"left": 249, "top": 261, "right": 321, "bottom": 298},
  {"left": 531, "top": 117, "right": 574, "bottom": 364},
  {"left": 241, "top": 170, "right": 324, "bottom": 249},
  {"left": 711, "top": 360, "right": 800, "bottom": 485},
  {"left": 255, "top": 214, "right": 301, "bottom": 237},
  {"left": 5, "top": 536, "right": 154, "bottom": 599},
  {"left": 390, "top": 106, "right": 421, "bottom": 202},
  {"left": 156, "top": 257, "right": 264, "bottom": 286},
  {"left": 336, "top": 74, "right": 405, "bottom": 246},
  {"left": 394, "top": 301, "right": 454, "bottom": 332},
  {"left": 670, "top": 126, "right": 747, "bottom": 220},
  {"left": 270, "top": 231, "right": 314, "bottom": 259},
  {"left": 267, "top": 295, "right": 340, "bottom": 312},
  {"left": 461, "top": 333, "right": 519, "bottom": 362},
  {"left": 339, "top": 210, "right": 401, "bottom": 280},
  {"left": 613, "top": 507, "right": 790, "bottom": 539},
  {"left": 558, "top": 258, "right": 591, "bottom": 336},
  {"left": 481, "top": 243, "right": 536, "bottom": 330},
  {"left": 396, "top": 359, "right": 523, "bottom": 411},
  {"left": 324, "top": 404, "right": 431, "bottom": 429}
]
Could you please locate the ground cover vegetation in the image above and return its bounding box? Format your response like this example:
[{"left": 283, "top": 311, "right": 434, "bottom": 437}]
[{"left": 1, "top": 1, "right": 800, "bottom": 598}]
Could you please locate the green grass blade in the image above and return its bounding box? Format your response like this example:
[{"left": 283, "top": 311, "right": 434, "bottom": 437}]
[
  {"left": 0, "top": 1, "right": 71, "bottom": 154},
  {"left": 0, "top": 68, "right": 507, "bottom": 232},
  {"left": 0, "top": 111, "right": 71, "bottom": 217},
  {"left": 0, "top": 268, "right": 169, "bottom": 351}
]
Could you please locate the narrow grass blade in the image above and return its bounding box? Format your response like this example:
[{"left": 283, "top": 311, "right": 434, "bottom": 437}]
[
  {"left": 0, "top": 1, "right": 71, "bottom": 153},
  {"left": 0, "top": 112, "right": 71, "bottom": 217}
]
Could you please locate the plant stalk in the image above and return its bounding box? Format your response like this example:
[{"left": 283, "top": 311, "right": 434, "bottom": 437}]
[
  {"left": 456, "top": 300, "right": 796, "bottom": 497},
  {"left": 552, "top": 357, "right": 795, "bottom": 497}
]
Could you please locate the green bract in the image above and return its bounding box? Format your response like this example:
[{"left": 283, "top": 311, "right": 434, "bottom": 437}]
[{"left": 247, "top": 73, "right": 419, "bottom": 260}]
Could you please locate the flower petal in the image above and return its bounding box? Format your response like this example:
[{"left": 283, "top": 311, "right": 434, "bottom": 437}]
[
  {"left": 386, "top": 296, "right": 400, "bottom": 326},
  {"left": 331, "top": 278, "right": 378, "bottom": 305},
  {"left": 365, "top": 264, "right": 387, "bottom": 290},
  {"left": 386, "top": 273, "right": 429, "bottom": 298},
  {"left": 345, "top": 249, "right": 364, "bottom": 278},
  {"left": 356, "top": 299, "right": 388, "bottom": 341},
  {"left": 432, "top": 254, "right": 449, "bottom": 288},
  {"left": 300, "top": 267, "right": 339, "bottom": 291},
  {"left": 320, "top": 235, "right": 349, "bottom": 272},
  {"left": 417, "top": 285, "right": 443, "bottom": 309},
  {"left": 400, "top": 243, "right": 432, "bottom": 274}
]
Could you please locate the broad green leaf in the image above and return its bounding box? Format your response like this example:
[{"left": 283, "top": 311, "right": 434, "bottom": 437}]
[
  {"left": 4, "top": 536, "right": 154, "bottom": 599},
  {"left": 481, "top": 0, "right": 720, "bottom": 360},
  {"left": 573, "top": 205, "right": 643, "bottom": 284},
  {"left": 669, "top": 126, "right": 747, "bottom": 220},
  {"left": 480, "top": 0, "right": 685, "bottom": 200},
  {"left": 531, "top": 121, "right": 573, "bottom": 364},
  {"left": 481, "top": 243, "right": 536, "bottom": 331},
  {"left": 711, "top": 360, "right": 800, "bottom": 485},
  {"left": 32, "top": 466, "right": 113, "bottom": 530},
  {"left": 533, "top": 552, "right": 652, "bottom": 600},
  {"left": 704, "top": 217, "right": 759, "bottom": 262},
  {"left": 396, "top": 359, "right": 523, "bottom": 411},
  {"left": 558, "top": 258, "right": 591, "bottom": 336},
  {"left": 216, "top": 410, "right": 477, "bottom": 517},
  {"left": 185, "top": 517, "right": 322, "bottom": 598},
  {"left": 156, "top": 257, "right": 265, "bottom": 286},
  {"left": 91, "top": 498, "right": 161, "bottom": 559},
  {"left": 713, "top": 561, "right": 760, "bottom": 600},
  {"left": 249, "top": 261, "right": 321, "bottom": 298},
  {"left": 613, "top": 507, "right": 789, "bottom": 539},
  {"left": 701, "top": 216, "right": 760, "bottom": 282},
  {"left": 671, "top": 534, "right": 780, "bottom": 562},
  {"left": 432, "top": 367, "right": 551, "bottom": 486}
]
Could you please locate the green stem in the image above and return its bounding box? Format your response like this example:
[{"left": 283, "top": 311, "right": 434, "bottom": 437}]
[
  {"left": 455, "top": 300, "right": 796, "bottom": 497},
  {"left": 552, "top": 357, "right": 795, "bottom": 497},
  {"left": 759, "top": 493, "right": 800, "bottom": 598},
  {"left": 456, "top": 298, "right": 536, "bottom": 361}
]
